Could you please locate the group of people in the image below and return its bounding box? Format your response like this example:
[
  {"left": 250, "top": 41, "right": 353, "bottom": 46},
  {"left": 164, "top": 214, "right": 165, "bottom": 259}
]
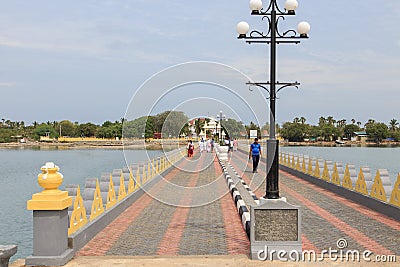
[
  {"left": 198, "top": 137, "right": 215, "bottom": 153},
  {"left": 187, "top": 138, "right": 215, "bottom": 157},
  {"left": 187, "top": 137, "right": 261, "bottom": 175}
]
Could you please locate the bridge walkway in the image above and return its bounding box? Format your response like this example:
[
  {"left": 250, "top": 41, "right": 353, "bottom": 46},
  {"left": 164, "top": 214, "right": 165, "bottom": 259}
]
[
  {"left": 227, "top": 149, "right": 400, "bottom": 257},
  {"left": 77, "top": 151, "right": 249, "bottom": 256}
]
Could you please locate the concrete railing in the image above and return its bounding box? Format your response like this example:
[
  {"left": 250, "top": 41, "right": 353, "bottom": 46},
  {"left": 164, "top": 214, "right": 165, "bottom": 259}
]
[{"left": 279, "top": 151, "right": 400, "bottom": 220}]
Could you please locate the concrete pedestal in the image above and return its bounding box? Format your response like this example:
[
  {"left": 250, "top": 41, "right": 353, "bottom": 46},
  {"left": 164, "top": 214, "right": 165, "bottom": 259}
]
[
  {"left": 0, "top": 245, "right": 17, "bottom": 267},
  {"left": 250, "top": 198, "right": 302, "bottom": 261},
  {"left": 25, "top": 209, "right": 73, "bottom": 266}
]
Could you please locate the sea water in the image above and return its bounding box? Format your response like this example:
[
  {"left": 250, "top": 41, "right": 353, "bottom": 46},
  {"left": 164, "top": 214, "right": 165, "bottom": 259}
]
[{"left": 0, "top": 148, "right": 162, "bottom": 262}]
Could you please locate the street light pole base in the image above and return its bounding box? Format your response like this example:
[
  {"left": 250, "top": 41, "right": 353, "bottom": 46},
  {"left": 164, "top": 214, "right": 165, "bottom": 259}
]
[
  {"left": 265, "top": 139, "right": 279, "bottom": 199},
  {"left": 264, "top": 191, "right": 280, "bottom": 199}
]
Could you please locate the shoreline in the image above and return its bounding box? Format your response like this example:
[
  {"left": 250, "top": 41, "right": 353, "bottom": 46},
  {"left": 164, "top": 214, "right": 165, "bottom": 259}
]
[
  {"left": 0, "top": 141, "right": 185, "bottom": 150},
  {"left": 281, "top": 141, "right": 400, "bottom": 147},
  {"left": 1, "top": 140, "right": 399, "bottom": 150}
]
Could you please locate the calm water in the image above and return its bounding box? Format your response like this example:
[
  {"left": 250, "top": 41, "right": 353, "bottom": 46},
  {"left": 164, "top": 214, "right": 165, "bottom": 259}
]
[
  {"left": 0, "top": 148, "right": 162, "bottom": 262},
  {"left": 1, "top": 146, "right": 399, "bottom": 262},
  {"left": 280, "top": 146, "right": 400, "bottom": 184}
]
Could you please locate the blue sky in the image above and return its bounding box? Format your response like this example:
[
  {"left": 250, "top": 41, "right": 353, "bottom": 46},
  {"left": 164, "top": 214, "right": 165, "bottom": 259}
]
[{"left": 1, "top": 0, "right": 399, "bottom": 126}]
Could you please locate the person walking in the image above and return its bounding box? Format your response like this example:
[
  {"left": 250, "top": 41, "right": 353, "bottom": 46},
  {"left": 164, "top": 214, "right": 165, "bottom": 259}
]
[
  {"left": 199, "top": 138, "right": 205, "bottom": 153},
  {"left": 249, "top": 138, "right": 262, "bottom": 173},
  {"left": 229, "top": 137, "right": 234, "bottom": 152},
  {"left": 187, "top": 140, "right": 194, "bottom": 157},
  {"left": 233, "top": 138, "right": 238, "bottom": 151}
]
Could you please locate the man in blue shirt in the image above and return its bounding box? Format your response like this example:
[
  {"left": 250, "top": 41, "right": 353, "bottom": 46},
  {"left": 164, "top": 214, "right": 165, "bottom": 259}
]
[{"left": 249, "top": 138, "right": 262, "bottom": 173}]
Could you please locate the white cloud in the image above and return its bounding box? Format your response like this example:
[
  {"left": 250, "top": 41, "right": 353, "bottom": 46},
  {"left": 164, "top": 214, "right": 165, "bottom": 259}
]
[{"left": 0, "top": 82, "right": 16, "bottom": 87}]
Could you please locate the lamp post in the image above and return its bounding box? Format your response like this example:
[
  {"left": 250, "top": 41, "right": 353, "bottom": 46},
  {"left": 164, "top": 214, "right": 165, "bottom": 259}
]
[
  {"left": 237, "top": 0, "right": 310, "bottom": 199},
  {"left": 216, "top": 110, "right": 226, "bottom": 145}
]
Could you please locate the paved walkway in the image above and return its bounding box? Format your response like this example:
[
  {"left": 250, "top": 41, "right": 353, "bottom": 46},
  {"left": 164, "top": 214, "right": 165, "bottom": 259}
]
[
  {"left": 77, "top": 151, "right": 249, "bottom": 257},
  {"left": 11, "top": 148, "right": 399, "bottom": 266},
  {"left": 227, "top": 149, "right": 400, "bottom": 257}
]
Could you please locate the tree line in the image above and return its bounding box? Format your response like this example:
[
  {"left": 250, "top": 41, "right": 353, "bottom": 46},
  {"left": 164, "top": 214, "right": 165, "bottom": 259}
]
[
  {"left": 279, "top": 116, "right": 400, "bottom": 143},
  {"left": 0, "top": 111, "right": 262, "bottom": 143},
  {"left": 3, "top": 114, "right": 396, "bottom": 143},
  {"left": 0, "top": 118, "right": 123, "bottom": 142}
]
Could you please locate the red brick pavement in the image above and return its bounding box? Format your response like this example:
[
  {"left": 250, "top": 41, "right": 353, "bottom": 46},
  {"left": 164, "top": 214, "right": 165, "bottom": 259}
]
[
  {"left": 156, "top": 156, "right": 206, "bottom": 255},
  {"left": 281, "top": 170, "right": 400, "bottom": 232},
  {"left": 229, "top": 157, "right": 322, "bottom": 252},
  {"left": 78, "top": 153, "right": 251, "bottom": 257},
  {"left": 301, "top": 235, "right": 321, "bottom": 254},
  {"left": 77, "top": 159, "right": 190, "bottom": 256},
  {"left": 227, "top": 153, "right": 397, "bottom": 254},
  {"left": 281, "top": 182, "right": 394, "bottom": 255}
]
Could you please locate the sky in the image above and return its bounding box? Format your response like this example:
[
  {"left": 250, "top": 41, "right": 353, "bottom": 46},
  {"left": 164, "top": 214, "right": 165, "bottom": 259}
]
[{"left": 1, "top": 0, "right": 399, "bottom": 126}]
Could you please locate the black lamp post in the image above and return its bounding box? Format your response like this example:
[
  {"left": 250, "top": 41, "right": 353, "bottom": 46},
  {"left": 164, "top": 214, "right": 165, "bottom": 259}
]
[
  {"left": 237, "top": 0, "right": 310, "bottom": 199},
  {"left": 217, "top": 110, "right": 226, "bottom": 145}
]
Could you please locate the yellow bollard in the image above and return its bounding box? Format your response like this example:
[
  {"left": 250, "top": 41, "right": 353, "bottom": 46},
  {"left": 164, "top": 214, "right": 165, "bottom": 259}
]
[
  {"left": 106, "top": 174, "right": 116, "bottom": 209},
  {"left": 307, "top": 158, "right": 313, "bottom": 175},
  {"left": 370, "top": 170, "right": 391, "bottom": 202},
  {"left": 390, "top": 173, "right": 400, "bottom": 207},
  {"left": 296, "top": 156, "right": 301, "bottom": 171},
  {"left": 321, "top": 161, "right": 331, "bottom": 182},
  {"left": 118, "top": 172, "right": 127, "bottom": 201},
  {"left": 313, "top": 160, "right": 321, "bottom": 178},
  {"left": 90, "top": 179, "right": 104, "bottom": 221},
  {"left": 302, "top": 156, "right": 307, "bottom": 173},
  {"left": 68, "top": 186, "right": 88, "bottom": 235},
  {"left": 355, "top": 168, "right": 368, "bottom": 195},
  {"left": 331, "top": 163, "right": 341, "bottom": 185},
  {"left": 128, "top": 167, "right": 135, "bottom": 194},
  {"left": 136, "top": 168, "right": 141, "bottom": 189}
]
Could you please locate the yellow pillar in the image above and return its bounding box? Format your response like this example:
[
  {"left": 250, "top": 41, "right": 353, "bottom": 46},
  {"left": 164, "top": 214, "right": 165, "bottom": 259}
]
[{"left": 26, "top": 162, "right": 74, "bottom": 266}]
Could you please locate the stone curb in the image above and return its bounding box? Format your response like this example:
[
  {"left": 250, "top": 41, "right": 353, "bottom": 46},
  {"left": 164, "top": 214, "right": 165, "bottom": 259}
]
[
  {"left": 217, "top": 157, "right": 251, "bottom": 238},
  {"left": 226, "top": 162, "right": 260, "bottom": 205}
]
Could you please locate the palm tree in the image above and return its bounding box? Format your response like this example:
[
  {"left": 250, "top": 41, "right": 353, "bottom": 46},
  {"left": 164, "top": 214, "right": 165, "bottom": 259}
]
[
  {"left": 293, "top": 117, "right": 300, "bottom": 123},
  {"left": 389, "top": 119, "right": 398, "bottom": 132},
  {"left": 300, "top": 117, "right": 306, "bottom": 124},
  {"left": 351, "top": 118, "right": 356, "bottom": 124},
  {"left": 365, "top": 119, "right": 375, "bottom": 128},
  {"left": 336, "top": 119, "right": 346, "bottom": 128},
  {"left": 327, "top": 116, "right": 336, "bottom": 126},
  {"left": 318, "top": 117, "right": 326, "bottom": 126}
]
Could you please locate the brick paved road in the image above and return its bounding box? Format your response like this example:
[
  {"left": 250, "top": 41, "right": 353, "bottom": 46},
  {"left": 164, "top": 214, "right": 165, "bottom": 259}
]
[
  {"left": 77, "top": 148, "right": 399, "bottom": 259},
  {"left": 228, "top": 150, "right": 400, "bottom": 256},
  {"left": 77, "top": 151, "right": 249, "bottom": 256}
]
